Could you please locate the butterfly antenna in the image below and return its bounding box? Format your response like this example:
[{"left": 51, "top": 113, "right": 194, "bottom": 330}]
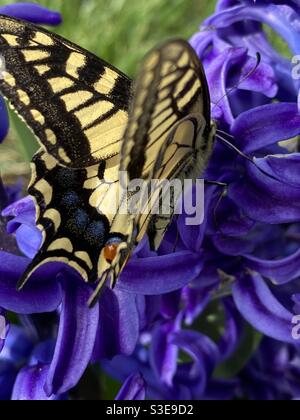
[
  {"left": 212, "top": 53, "right": 261, "bottom": 113},
  {"left": 216, "top": 133, "right": 282, "bottom": 183},
  {"left": 216, "top": 128, "right": 235, "bottom": 139}
]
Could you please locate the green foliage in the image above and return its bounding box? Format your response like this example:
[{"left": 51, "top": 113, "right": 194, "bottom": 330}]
[
  {"left": 0, "top": 0, "right": 215, "bottom": 76},
  {"left": 0, "top": 0, "right": 215, "bottom": 163},
  {"left": 214, "top": 325, "right": 262, "bottom": 379}
]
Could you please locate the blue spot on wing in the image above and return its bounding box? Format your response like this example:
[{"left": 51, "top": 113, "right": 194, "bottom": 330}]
[
  {"left": 84, "top": 221, "right": 106, "bottom": 246},
  {"left": 60, "top": 191, "right": 81, "bottom": 210},
  {"left": 66, "top": 209, "right": 89, "bottom": 236}
]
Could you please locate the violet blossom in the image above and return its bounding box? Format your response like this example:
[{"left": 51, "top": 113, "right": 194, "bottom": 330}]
[{"left": 1, "top": 0, "right": 300, "bottom": 400}]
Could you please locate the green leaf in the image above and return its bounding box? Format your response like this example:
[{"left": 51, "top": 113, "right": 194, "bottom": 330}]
[
  {"left": 9, "top": 109, "right": 38, "bottom": 162},
  {"left": 101, "top": 370, "right": 122, "bottom": 400},
  {"left": 192, "top": 299, "right": 227, "bottom": 343},
  {"left": 6, "top": 311, "right": 19, "bottom": 325},
  {"left": 214, "top": 324, "right": 263, "bottom": 379}
]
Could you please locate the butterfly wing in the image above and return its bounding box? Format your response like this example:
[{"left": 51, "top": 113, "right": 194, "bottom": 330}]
[
  {"left": 0, "top": 15, "right": 132, "bottom": 289},
  {"left": 0, "top": 15, "right": 131, "bottom": 168},
  {"left": 120, "top": 39, "right": 215, "bottom": 250},
  {"left": 17, "top": 151, "right": 106, "bottom": 287}
]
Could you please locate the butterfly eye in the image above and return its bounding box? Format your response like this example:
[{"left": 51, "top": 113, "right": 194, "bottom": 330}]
[{"left": 103, "top": 238, "right": 123, "bottom": 263}]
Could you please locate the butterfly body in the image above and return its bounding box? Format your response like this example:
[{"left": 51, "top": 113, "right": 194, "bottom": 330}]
[{"left": 0, "top": 16, "right": 215, "bottom": 299}]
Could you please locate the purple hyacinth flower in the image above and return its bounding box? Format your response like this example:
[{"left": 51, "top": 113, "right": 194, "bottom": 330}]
[
  {"left": 189, "top": 0, "right": 300, "bottom": 348},
  {"left": 0, "top": 3, "right": 62, "bottom": 25},
  {"left": 0, "top": 98, "right": 8, "bottom": 144},
  {"left": 0, "top": 309, "right": 9, "bottom": 354},
  {"left": 115, "top": 372, "right": 146, "bottom": 401},
  {"left": 2, "top": 0, "right": 300, "bottom": 401},
  {"left": 0, "top": 324, "right": 65, "bottom": 400},
  {"left": 238, "top": 337, "right": 300, "bottom": 400},
  {"left": 0, "top": 191, "right": 205, "bottom": 397}
]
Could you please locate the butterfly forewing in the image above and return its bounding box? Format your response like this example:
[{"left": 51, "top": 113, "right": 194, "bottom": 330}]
[
  {"left": 120, "top": 39, "right": 215, "bottom": 250},
  {"left": 0, "top": 15, "right": 131, "bottom": 168}
]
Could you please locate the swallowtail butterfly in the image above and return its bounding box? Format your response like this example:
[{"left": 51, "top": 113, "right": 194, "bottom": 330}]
[{"left": 0, "top": 15, "right": 215, "bottom": 304}]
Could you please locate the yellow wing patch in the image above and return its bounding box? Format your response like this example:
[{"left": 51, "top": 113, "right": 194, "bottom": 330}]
[{"left": 0, "top": 14, "right": 132, "bottom": 168}]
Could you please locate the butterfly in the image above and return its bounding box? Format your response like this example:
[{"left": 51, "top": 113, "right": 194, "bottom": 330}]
[{"left": 0, "top": 15, "right": 215, "bottom": 305}]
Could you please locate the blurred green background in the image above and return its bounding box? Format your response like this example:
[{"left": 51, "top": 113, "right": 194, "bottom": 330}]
[
  {"left": 0, "top": 0, "right": 216, "bottom": 179},
  {"left": 9, "top": 0, "right": 215, "bottom": 77}
]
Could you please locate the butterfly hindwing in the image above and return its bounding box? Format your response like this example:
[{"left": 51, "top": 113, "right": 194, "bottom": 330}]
[
  {"left": 120, "top": 39, "right": 215, "bottom": 250},
  {"left": 19, "top": 150, "right": 112, "bottom": 287},
  {"left": 0, "top": 15, "right": 131, "bottom": 168}
]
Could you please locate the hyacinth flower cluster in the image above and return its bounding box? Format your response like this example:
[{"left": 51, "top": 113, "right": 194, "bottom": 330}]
[{"left": 1, "top": 0, "right": 300, "bottom": 400}]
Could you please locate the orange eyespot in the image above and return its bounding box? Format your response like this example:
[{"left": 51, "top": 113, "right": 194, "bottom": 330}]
[{"left": 104, "top": 243, "right": 119, "bottom": 263}]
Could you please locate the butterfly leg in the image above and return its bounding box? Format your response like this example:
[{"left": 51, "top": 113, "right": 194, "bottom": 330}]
[
  {"left": 172, "top": 214, "right": 181, "bottom": 253},
  {"left": 216, "top": 133, "right": 280, "bottom": 183},
  {"left": 204, "top": 180, "right": 227, "bottom": 188}
]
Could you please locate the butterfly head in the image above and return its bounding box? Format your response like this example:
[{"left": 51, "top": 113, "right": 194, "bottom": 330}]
[
  {"left": 103, "top": 236, "right": 131, "bottom": 267},
  {"left": 98, "top": 230, "right": 133, "bottom": 286},
  {"left": 89, "top": 234, "right": 132, "bottom": 306},
  {"left": 103, "top": 237, "right": 123, "bottom": 264}
]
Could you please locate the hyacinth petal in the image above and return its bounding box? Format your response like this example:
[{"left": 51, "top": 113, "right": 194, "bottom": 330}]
[
  {"left": 254, "top": 154, "right": 300, "bottom": 188},
  {"left": 218, "top": 299, "right": 242, "bottom": 360},
  {"left": 232, "top": 103, "right": 300, "bottom": 153},
  {"left": 92, "top": 288, "right": 140, "bottom": 361},
  {"left": 206, "top": 4, "right": 300, "bottom": 55},
  {"left": 231, "top": 55, "right": 277, "bottom": 98},
  {"left": 115, "top": 372, "right": 146, "bottom": 401},
  {"left": 103, "top": 354, "right": 192, "bottom": 400},
  {"left": 2, "top": 196, "right": 35, "bottom": 219},
  {"left": 243, "top": 248, "right": 300, "bottom": 285},
  {"left": 293, "top": 294, "right": 300, "bottom": 314},
  {"left": 232, "top": 272, "right": 295, "bottom": 343},
  {"left": 0, "top": 360, "right": 17, "bottom": 400},
  {"left": 0, "top": 3, "right": 62, "bottom": 25},
  {"left": 0, "top": 309, "right": 9, "bottom": 354},
  {"left": 228, "top": 161, "right": 300, "bottom": 224},
  {"left": 182, "top": 288, "right": 211, "bottom": 326},
  {"left": 150, "top": 316, "right": 181, "bottom": 387},
  {"left": 45, "top": 276, "right": 99, "bottom": 395},
  {"left": 1, "top": 325, "right": 32, "bottom": 364},
  {"left": 171, "top": 330, "right": 220, "bottom": 396},
  {"left": 15, "top": 224, "right": 42, "bottom": 259},
  {"left": 171, "top": 331, "right": 220, "bottom": 373},
  {"left": 178, "top": 186, "right": 217, "bottom": 252},
  {"left": 189, "top": 31, "right": 214, "bottom": 59},
  {"left": 203, "top": 47, "right": 244, "bottom": 124},
  {"left": 197, "top": 2, "right": 299, "bottom": 105},
  {"left": 117, "top": 252, "right": 203, "bottom": 295},
  {"left": 6, "top": 212, "right": 36, "bottom": 235},
  {"left": 12, "top": 364, "right": 62, "bottom": 401},
  {"left": 0, "top": 97, "right": 9, "bottom": 144},
  {"left": 0, "top": 252, "right": 62, "bottom": 314}
]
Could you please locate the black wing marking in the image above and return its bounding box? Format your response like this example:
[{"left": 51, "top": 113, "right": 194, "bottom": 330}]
[
  {"left": 18, "top": 151, "right": 111, "bottom": 288},
  {"left": 120, "top": 39, "right": 215, "bottom": 249},
  {"left": 0, "top": 15, "right": 132, "bottom": 168}
]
